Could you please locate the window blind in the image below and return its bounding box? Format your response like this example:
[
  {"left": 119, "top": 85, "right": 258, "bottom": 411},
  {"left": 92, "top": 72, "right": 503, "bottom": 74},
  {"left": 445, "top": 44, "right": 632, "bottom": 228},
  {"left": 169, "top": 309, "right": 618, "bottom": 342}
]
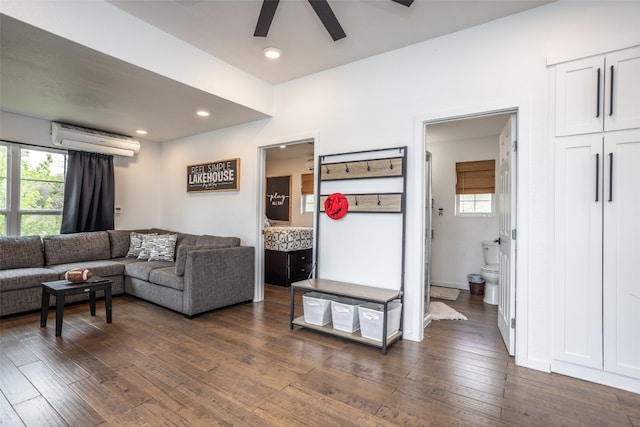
[
  {"left": 301, "top": 173, "right": 314, "bottom": 194},
  {"left": 456, "top": 160, "right": 495, "bottom": 194}
]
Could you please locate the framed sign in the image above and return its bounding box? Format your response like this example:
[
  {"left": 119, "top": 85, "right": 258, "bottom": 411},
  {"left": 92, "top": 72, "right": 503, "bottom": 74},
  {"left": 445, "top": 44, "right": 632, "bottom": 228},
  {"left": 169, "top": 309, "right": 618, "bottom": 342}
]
[
  {"left": 266, "top": 175, "right": 291, "bottom": 221},
  {"left": 187, "top": 158, "right": 240, "bottom": 192}
]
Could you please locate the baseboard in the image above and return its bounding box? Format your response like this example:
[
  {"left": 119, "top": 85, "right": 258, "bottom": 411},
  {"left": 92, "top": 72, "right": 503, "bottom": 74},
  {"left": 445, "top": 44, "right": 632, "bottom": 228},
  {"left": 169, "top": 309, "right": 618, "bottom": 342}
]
[
  {"left": 430, "top": 281, "right": 467, "bottom": 291},
  {"left": 524, "top": 357, "right": 551, "bottom": 373},
  {"left": 551, "top": 360, "right": 640, "bottom": 394},
  {"left": 423, "top": 314, "right": 432, "bottom": 328}
]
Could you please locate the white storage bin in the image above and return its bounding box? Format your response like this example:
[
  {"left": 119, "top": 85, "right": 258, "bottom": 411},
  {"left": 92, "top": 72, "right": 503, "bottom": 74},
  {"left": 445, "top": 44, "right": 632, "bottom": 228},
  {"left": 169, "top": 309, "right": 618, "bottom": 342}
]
[
  {"left": 331, "top": 298, "right": 366, "bottom": 333},
  {"left": 358, "top": 302, "right": 402, "bottom": 341},
  {"left": 303, "top": 292, "right": 337, "bottom": 326}
]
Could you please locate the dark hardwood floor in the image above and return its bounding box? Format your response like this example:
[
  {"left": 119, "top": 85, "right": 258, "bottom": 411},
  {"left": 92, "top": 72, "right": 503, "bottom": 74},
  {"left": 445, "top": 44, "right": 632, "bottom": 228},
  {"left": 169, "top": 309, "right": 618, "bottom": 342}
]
[{"left": 1, "top": 286, "right": 639, "bottom": 426}]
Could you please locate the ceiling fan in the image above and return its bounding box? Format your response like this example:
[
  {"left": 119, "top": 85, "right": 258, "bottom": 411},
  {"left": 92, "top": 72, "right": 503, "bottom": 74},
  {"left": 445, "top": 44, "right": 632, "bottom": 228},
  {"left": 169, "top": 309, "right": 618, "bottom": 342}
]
[{"left": 254, "top": 0, "right": 414, "bottom": 42}]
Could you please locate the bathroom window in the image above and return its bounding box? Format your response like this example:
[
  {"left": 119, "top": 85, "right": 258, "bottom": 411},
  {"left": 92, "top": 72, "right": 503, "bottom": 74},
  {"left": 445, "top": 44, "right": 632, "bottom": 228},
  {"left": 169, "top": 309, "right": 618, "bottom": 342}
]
[
  {"left": 300, "top": 173, "right": 314, "bottom": 214},
  {"left": 455, "top": 159, "right": 495, "bottom": 217},
  {"left": 456, "top": 193, "right": 494, "bottom": 216},
  {"left": 301, "top": 194, "right": 315, "bottom": 214}
]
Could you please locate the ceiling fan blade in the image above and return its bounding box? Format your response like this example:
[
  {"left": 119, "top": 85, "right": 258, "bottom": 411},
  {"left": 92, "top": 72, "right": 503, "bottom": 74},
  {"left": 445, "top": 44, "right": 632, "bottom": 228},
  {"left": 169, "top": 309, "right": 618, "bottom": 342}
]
[
  {"left": 308, "top": 0, "right": 346, "bottom": 41},
  {"left": 391, "top": 0, "right": 414, "bottom": 6},
  {"left": 254, "top": 0, "right": 280, "bottom": 37}
]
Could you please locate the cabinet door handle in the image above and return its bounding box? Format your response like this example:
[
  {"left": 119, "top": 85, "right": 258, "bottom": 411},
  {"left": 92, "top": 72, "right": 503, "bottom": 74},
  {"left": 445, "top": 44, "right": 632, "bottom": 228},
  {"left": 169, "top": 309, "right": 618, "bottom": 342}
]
[
  {"left": 609, "top": 65, "right": 614, "bottom": 117},
  {"left": 596, "top": 68, "right": 601, "bottom": 118},
  {"left": 608, "top": 153, "right": 613, "bottom": 202},
  {"left": 595, "top": 153, "right": 600, "bottom": 202}
]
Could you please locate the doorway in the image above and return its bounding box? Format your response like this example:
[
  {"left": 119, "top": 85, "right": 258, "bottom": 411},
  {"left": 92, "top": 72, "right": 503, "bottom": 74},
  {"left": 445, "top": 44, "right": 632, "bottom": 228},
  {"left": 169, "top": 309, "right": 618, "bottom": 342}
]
[
  {"left": 424, "top": 111, "right": 517, "bottom": 355},
  {"left": 258, "top": 139, "right": 315, "bottom": 299}
]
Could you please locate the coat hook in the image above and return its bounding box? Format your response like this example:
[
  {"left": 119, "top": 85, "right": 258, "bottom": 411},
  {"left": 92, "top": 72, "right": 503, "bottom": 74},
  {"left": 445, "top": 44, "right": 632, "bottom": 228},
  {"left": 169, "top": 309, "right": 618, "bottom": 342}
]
[
  {"left": 377, "top": 195, "right": 381, "bottom": 206},
  {"left": 389, "top": 159, "right": 394, "bottom": 170},
  {"left": 366, "top": 161, "right": 371, "bottom": 171},
  {"left": 354, "top": 195, "right": 359, "bottom": 206},
  {"left": 326, "top": 164, "right": 330, "bottom": 175},
  {"left": 345, "top": 163, "right": 349, "bottom": 173}
]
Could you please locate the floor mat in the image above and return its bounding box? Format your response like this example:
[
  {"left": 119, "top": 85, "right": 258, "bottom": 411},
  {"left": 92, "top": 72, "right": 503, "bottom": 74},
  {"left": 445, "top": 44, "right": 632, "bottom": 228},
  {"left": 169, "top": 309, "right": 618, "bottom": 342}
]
[
  {"left": 429, "top": 301, "right": 467, "bottom": 320},
  {"left": 430, "top": 286, "right": 460, "bottom": 301}
]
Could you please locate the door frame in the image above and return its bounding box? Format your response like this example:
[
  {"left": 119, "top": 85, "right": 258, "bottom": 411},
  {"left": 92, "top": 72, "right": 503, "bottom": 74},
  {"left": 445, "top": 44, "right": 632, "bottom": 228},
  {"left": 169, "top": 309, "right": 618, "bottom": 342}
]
[
  {"left": 424, "top": 150, "right": 432, "bottom": 326},
  {"left": 414, "top": 101, "right": 529, "bottom": 365},
  {"left": 255, "top": 134, "right": 317, "bottom": 302}
]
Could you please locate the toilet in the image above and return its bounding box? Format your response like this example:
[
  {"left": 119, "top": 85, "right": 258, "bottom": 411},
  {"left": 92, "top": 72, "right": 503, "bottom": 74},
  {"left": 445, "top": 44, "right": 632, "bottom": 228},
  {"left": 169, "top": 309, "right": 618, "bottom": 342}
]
[{"left": 481, "top": 240, "right": 499, "bottom": 305}]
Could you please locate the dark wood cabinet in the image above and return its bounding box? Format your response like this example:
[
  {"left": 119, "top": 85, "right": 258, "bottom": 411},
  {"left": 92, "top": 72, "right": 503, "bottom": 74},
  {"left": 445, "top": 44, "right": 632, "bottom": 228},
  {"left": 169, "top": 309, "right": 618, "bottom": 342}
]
[{"left": 265, "top": 248, "right": 312, "bottom": 287}]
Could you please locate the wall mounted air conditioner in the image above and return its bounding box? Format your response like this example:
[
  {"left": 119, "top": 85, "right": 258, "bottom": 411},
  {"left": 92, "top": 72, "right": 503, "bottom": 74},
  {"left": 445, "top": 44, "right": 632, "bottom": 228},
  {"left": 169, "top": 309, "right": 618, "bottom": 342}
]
[{"left": 51, "top": 122, "right": 141, "bottom": 157}]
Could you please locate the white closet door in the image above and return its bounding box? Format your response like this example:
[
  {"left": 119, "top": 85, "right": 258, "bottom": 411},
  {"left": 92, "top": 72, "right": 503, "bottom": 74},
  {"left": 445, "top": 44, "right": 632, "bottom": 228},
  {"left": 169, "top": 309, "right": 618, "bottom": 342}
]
[
  {"left": 603, "top": 129, "right": 640, "bottom": 379},
  {"left": 604, "top": 46, "right": 640, "bottom": 132},
  {"left": 555, "top": 56, "right": 603, "bottom": 137},
  {"left": 553, "top": 134, "right": 603, "bottom": 368}
]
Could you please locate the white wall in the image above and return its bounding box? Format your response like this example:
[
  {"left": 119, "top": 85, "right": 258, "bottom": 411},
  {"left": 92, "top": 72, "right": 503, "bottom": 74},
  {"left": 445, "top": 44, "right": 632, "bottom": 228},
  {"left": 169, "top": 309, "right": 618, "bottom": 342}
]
[
  {"left": 428, "top": 136, "right": 500, "bottom": 289},
  {"left": 0, "top": 111, "right": 163, "bottom": 231}
]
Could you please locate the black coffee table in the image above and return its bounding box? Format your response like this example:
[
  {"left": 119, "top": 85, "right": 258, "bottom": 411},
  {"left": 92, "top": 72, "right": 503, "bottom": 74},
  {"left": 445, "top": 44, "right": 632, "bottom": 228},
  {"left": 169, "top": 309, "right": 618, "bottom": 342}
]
[{"left": 40, "top": 276, "right": 112, "bottom": 337}]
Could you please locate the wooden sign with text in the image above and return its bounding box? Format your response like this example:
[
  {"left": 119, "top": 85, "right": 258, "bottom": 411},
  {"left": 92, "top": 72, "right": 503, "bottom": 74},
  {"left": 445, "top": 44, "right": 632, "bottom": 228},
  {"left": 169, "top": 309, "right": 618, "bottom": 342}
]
[{"left": 187, "top": 158, "right": 240, "bottom": 192}]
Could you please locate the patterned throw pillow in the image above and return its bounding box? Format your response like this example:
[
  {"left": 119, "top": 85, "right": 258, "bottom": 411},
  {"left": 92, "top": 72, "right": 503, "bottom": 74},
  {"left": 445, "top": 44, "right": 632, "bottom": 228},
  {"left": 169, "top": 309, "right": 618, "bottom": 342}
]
[
  {"left": 126, "top": 232, "right": 156, "bottom": 258},
  {"left": 138, "top": 234, "right": 178, "bottom": 262}
]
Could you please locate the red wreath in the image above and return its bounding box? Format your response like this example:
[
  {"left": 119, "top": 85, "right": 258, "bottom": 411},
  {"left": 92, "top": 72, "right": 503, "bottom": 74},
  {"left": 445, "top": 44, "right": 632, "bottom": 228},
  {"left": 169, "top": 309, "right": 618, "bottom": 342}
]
[{"left": 324, "top": 193, "right": 349, "bottom": 220}]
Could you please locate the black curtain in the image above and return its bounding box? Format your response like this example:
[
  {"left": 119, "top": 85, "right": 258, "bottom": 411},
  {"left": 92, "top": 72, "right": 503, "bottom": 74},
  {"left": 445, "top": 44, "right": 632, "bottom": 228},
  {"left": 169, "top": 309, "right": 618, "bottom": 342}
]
[{"left": 60, "top": 151, "right": 115, "bottom": 233}]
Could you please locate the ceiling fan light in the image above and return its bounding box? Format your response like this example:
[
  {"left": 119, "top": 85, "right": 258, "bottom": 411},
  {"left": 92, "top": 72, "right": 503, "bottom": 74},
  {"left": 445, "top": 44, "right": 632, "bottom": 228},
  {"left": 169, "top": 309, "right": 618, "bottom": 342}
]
[{"left": 263, "top": 47, "right": 282, "bottom": 59}]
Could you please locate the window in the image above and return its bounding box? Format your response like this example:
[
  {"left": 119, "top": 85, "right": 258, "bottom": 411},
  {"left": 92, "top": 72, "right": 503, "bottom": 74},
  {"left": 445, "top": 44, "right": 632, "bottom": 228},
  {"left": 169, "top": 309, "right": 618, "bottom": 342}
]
[
  {"left": 300, "top": 173, "right": 314, "bottom": 214},
  {"left": 455, "top": 159, "right": 495, "bottom": 216},
  {"left": 1, "top": 142, "right": 67, "bottom": 236},
  {"left": 456, "top": 193, "right": 494, "bottom": 215},
  {"left": 301, "top": 194, "right": 315, "bottom": 214}
]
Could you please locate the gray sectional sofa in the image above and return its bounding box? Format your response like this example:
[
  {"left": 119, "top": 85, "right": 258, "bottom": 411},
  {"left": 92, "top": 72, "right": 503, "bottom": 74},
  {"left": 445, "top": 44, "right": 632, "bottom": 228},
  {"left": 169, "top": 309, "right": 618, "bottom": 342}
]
[{"left": 0, "top": 229, "right": 255, "bottom": 318}]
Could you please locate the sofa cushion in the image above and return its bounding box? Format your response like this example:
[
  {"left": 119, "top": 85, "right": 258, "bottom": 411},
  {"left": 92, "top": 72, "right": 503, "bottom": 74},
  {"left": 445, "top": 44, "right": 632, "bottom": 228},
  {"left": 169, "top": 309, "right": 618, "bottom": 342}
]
[
  {"left": 110, "top": 257, "right": 142, "bottom": 266},
  {"left": 196, "top": 235, "right": 241, "bottom": 247},
  {"left": 149, "top": 267, "right": 184, "bottom": 291},
  {"left": 126, "top": 232, "right": 156, "bottom": 258},
  {"left": 137, "top": 234, "right": 177, "bottom": 261},
  {"left": 174, "top": 243, "right": 229, "bottom": 276},
  {"left": 176, "top": 233, "right": 198, "bottom": 248},
  {"left": 0, "top": 236, "right": 44, "bottom": 270},
  {"left": 0, "top": 268, "right": 59, "bottom": 292},
  {"left": 124, "top": 260, "right": 174, "bottom": 281},
  {"left": 45, "top": 260, "right": 126, "bottom": 279},
  {"left": 43, "top": 232, "right": 110, "bottom": 266}
]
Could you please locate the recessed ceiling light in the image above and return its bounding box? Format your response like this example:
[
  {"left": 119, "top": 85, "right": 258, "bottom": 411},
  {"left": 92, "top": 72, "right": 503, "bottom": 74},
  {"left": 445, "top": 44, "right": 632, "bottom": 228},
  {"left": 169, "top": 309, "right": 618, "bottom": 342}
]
[
  {"left": 263, "top": 47, "right": 282, "bottom": 60},
  {"left": 197, "top": 110, "right": 210, "bottom": 117},
  {"left": 135, "top": 129, "right": 148, "bottom": 135},
  {"left": 280, "top": 145, "right": 287, "bottom": 149}
]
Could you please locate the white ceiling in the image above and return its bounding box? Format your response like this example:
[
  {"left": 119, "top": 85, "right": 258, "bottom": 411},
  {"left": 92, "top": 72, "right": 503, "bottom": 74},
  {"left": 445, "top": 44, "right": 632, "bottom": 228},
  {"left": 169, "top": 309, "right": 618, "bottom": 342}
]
[
  {"left": 107, "top": 0, "right": 551, "bottom": 85},
  {"left": 0, "top": 1, "right": 551, "bottom": 142},
  {"left": 426, "top": 113, "right": 512, "bottom": 144}
]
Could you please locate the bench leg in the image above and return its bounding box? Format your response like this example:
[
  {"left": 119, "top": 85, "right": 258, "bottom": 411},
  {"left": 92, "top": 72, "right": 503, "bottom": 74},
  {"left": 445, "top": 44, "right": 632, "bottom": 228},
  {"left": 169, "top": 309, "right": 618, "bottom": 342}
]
[
  {"left": 105, "top": 285, "right": 112, "bottom": 323},
  {"left": 55, "top": 294, "right": 65, "bottom": 337},
  {"left": 40, "top": 289, "right": 50, "bottom": 328},
  {"left": 90, "top": 290, "right": 96, "bottom": 316}
]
